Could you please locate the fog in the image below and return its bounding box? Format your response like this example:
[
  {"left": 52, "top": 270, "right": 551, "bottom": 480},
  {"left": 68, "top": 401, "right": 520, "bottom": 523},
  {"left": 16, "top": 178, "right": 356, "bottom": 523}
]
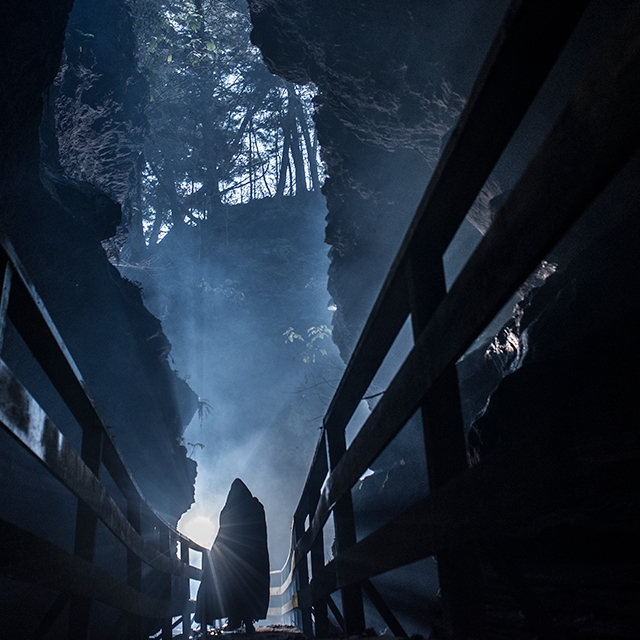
[
  {"left": 112, "top": 0, "right": 503, "bottom": 576},
  {"left": 116, "top": 192, "right": 339, "bottom": 568},
  {"left": 110, "top": 0, "right": 604, "bottom": 607}
]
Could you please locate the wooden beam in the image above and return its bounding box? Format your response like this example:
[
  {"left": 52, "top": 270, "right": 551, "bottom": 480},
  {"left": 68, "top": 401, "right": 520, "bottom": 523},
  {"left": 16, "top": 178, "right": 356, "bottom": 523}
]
[
  {"left": 0, "top": 261, "right": 12, "bottom": 352},
  {"left": 0, "top": 360, "right": 202, "bottom": 581},
  {"left": 29, "top": 593, "right": 70, "bottom": 640},
  {"left": 301, "top": 0, "right": 640, "bottom": 566},
  {"left": 407, "top": 253, "right": 483, "bottom": 638},
  {"left": 326, "top": 595, "right": 345, "bottom": 633},
  {"left": 294, "top": 517, "right": 314, "bottom": 637},
  {"left": 180, "top": 539, "right": 193, "bottom": 639},
  {"left": 326, "top": 423, "right": 365, "bottom": 633},
  {"left": 362, "top": 579, "right": 407, "bottom": 638},
  {"left": 70, "top": 419, "right": 103, "bottom": 639},
  {"left": 320, "top": 0, "right": 589, "bottom": 457},
  {"left": 309, "top": 436, "right": 329, "bottom": 637},
  {"left": 0, "top": 518, "right": 178, "bottom": 619},
  {"left": 160, "top": 530, "right": 173, "bottom": 640},
  {"left": 128, "top": 497, "right": 144, "bottom": 640}
]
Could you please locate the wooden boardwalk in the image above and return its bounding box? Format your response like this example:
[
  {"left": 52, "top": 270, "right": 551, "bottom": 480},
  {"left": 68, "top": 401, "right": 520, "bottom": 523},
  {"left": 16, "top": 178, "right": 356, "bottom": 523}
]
[{"left": 1, "top": 0, "right": 639, "bottom": 637}]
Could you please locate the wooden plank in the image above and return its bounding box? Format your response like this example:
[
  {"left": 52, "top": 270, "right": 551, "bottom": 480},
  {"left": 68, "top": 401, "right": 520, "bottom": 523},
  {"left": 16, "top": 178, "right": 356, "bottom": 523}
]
[
  {"left": 180, "top": 539, "right": 193, "bottom": 639},
  {"left": 362, "top": 579, "right": 407, "bottom": 638},
  {"left": 326, "top": 594, "right": 345, "bottom": 632},
  {"left": 129, "top": 498, "right": 144, "bottom": 640},
  {"left": 293, "top": 490, "right": 331, "bottom": 569},
  {"left": 293, "top": 515, "right": 313, "bottom": 637},
  {"left": 407, "top": 256, "right": 469, "bottom": 488},
  {"left": 303, "top": 0, "right": 640, "bottom": 564},
  {"left": 160, "top": 530, "right": 173, "bottom": 640},
  {"left": 0, "top": 360, "right": 202, "bottom": 581},
  {"left": 309, "top": 436, "right": 329, "bottom": 637},
  {"left": 70, "top": 421, "right": 103, "bottom": 639},
  {"left": 322, "top": 284, "right": 409, "bottom": 450},
  {"left": 311, "top": 419, "right": 639, "bottom": 601},
  {"left": 0, "top": 517, "right": 178, "bottom": 619},
  {"left": 326, "top": 423, "right": 365, "bottom": 633},
  {"left": 293, "top": 431, "right": 328, "bottom": 524},
  {"left": 321, "top": 0, "right": 589, "bottom": 448},
  {"left": 408, "top": 253, "right": 483, "bottom": 637},
  {"left": 107, "top": 612, "right": 128, "bottom": 640},
  {"left": 0, "top": 237, "right": 206, "bottom": 561},
  {"left": 69, "top": 591, "right": 92, "bottom": 639},
  {"left": 0, "top": 261, "right": 12, "bottom": 352},
  {"left": 29, "top": 593, "right": 70, "bottom": 640}
]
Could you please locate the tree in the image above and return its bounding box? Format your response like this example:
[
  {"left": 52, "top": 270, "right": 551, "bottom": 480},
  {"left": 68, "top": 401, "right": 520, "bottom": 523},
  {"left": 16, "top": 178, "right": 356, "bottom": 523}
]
[{"left": 125, "top": 0, "right": 322, "bottom": 251}]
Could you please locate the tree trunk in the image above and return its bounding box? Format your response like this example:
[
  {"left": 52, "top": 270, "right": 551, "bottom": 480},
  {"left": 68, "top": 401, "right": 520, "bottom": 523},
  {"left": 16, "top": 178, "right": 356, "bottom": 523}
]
[
  {"left": 276, "top": 131, "right": 291, "bottom": 197},
  {"left": 286, "top": 84, "right": 307, "bottom": 195},
  {"left": 293, "top": 91, "right": 320, "bottom": 192}
]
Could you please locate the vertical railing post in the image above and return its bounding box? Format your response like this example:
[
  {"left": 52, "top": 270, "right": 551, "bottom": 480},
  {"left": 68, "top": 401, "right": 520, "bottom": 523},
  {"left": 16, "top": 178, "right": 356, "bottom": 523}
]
[
  {"left": 160, "top": 527, "right": 173, "bottom": 640},
  {"left": 127, "top": 496, "right": 143, "bottom": 640},
  {"left": 293, "top": 510, "right": 313, "bottom": 637},
  {"left": 309, "top": 435, "right": 329, "bottom": 638},
  {"left": 325, "top": 425, "right": 365, "bottom": 633},
  {"left": 0, "top": 261, "right": 13, "bottom": 354},
  {"left": 406, "top": 252, "right": 483, "bottom": 639},
  {"left": 69, "top": 426, "right": 103, "bottom": 639},
  {"left": 181, "top": 539, "right": 192, "bottom": 638}
]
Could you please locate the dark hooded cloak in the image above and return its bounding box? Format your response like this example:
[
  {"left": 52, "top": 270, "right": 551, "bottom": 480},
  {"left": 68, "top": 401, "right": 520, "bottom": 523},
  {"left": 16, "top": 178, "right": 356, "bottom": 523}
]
[{"left": 195, "top": 479, "right": 270, "bottom": 626}]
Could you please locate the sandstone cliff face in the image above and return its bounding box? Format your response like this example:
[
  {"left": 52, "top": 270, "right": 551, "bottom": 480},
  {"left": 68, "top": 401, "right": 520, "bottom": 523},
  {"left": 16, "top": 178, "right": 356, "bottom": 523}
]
[
  {"left": 248, "top": 3, "right": 640, "bottom": 636},
  {"left": 0, "top": 0, "right": 198, "bottom": 527},
  {"left": 248, "top": 0, "right": 507, "bottom": 358}
]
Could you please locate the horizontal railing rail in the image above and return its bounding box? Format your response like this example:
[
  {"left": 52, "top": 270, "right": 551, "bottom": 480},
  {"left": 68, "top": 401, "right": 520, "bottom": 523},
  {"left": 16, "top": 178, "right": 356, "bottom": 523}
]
[
  {"left": 0, "top": 233, "right": 205, "bottom": 639},
  {"left": 271, "top": 0, "right": 640, "bottom": 637}
]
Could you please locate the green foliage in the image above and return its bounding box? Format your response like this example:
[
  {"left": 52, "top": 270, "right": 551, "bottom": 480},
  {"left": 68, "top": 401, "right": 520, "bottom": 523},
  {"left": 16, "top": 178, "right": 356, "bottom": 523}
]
[
  {"left": 283, "top": 327, "right": 303, "bottom": 343},
  {"left": 284, "top": 325, "right": 332, "bottom": 363},
  {"left": 196, "top": 396, "right": 213, "bottom": 427},
  {"left": 179, "top": 437, "right": 205, "bottom": 457},
  {"left": 124, "top": 0, "right": 322, "bottom": 250}
]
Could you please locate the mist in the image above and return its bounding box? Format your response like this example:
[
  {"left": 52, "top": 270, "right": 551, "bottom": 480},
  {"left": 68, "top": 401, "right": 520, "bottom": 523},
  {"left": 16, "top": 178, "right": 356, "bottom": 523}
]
[
  {"left": 115, "top": 0, "right": 506, "bottom": 588},
  {"left": 51, "top": 0, "right": 617, "bottom": 625},
  {"left": 1, "top": 0, "right": 637, "bottom": 637},
  {"left": 120, "top": 193, "right": 341, "bottom": 568}
]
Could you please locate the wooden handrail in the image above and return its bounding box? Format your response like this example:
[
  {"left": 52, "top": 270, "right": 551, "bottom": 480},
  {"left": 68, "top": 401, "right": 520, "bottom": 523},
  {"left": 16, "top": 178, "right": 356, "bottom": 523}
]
[
  {"left": 284, "top": 0, "right": 593, "bottom": 574},
  {"left": 285, "top": 0, "right": 593, "bottom": 584},
  {"left": 0, "top": 231, "right": 205, "bottom": 636},
  {"left": 311, "top": 415, "right": 636, "bottom": 601},
  {"left": 321, "top": 0, "right": 590, "bottom": 450},
  {"left": 0, "top": 360, "right": 202, "bottom": 580},
  {"left": 271, "top": 0, "right": 640, "bottom": 635},
  {"left": 0, "top": 233, "right": 206, "bottom": 555}
]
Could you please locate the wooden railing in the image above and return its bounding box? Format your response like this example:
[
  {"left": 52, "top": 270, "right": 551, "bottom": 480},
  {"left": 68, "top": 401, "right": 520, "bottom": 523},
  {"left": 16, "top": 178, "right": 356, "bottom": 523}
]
[
  {"left": 0, "top": 233, "right": 205, "bottom": 638},
  {"left": 271, "top": 0, "right": 640, "bottom": 637}
]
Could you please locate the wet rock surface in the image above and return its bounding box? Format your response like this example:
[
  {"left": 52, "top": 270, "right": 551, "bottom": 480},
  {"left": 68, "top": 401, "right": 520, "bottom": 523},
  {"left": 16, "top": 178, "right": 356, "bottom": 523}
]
[
  {"left": 248, "top": 0, "right": 506, "bottom": 359},
  {"left": 247, "top": 2, "right": 640, "bottom": 637},
  {"left": 1, "top": 0, "right": 198, "bottom": 524}
]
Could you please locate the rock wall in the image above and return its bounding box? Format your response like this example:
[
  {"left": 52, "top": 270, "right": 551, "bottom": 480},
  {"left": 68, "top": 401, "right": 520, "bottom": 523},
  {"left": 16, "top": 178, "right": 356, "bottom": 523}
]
[
  {"left": 0, "top": 0, "right": 198, "bottom": 529},
  {"left": 247, "top": 1, "right": 640, "bottom": 636},
  {"left": 248, "top": 0, "right": 508, "bottom": 358}
]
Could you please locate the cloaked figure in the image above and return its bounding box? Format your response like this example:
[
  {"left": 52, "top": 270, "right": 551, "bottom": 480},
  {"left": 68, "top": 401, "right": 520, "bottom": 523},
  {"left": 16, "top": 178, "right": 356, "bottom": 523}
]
[{"left": 195, "top": 479, "right": 270, "bottom": 633}]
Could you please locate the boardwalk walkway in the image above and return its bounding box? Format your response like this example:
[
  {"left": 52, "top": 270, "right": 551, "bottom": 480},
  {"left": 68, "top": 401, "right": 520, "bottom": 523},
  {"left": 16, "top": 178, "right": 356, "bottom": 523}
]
[{"left": 189, "top": 626, "right": 407, "bottom": 640}]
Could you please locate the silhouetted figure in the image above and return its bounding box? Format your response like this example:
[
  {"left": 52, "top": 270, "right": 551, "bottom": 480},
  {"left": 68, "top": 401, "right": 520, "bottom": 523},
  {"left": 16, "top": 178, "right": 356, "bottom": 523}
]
[{"left": 195, "top": 479, "right": 270, "bottom": 634}]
